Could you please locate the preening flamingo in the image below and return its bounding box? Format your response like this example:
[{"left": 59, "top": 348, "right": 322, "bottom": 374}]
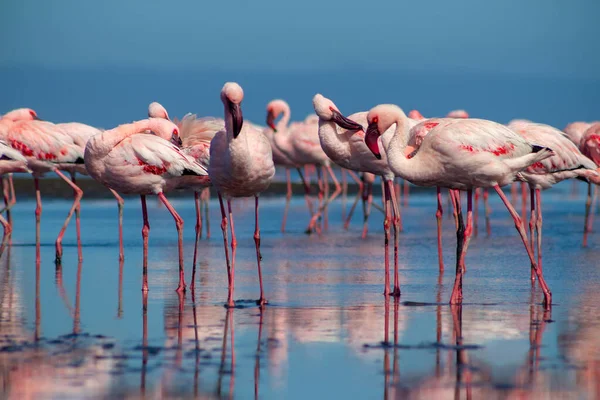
[
  {"left": 313, "top": 94, "right": 403, "bottom": 296},
  {"left": 208, "top": 82, "right": 275, "bottom": 307},
  {"left": 579, "top": 122, "right": 600, "bottom": 247},
  {"left": 509, "top": 121, "right": 598, "bottom": 277},
  {"left": 84, "top": 118, "right": 208, "bottom": 292},
  {"left": 363, "top": 104, "right": 554, "bottom": 307},
  {"left": 0, "top": 113, "right": 86, "bottom": 263}
]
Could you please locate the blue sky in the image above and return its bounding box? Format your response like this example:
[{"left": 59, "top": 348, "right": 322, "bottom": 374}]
[{"left": 1, "top": 0, "right": 599, "bottom": 78}]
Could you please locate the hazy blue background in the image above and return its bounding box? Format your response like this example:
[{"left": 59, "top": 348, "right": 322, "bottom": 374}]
[{"left": 1, "top": 0, "right": 599, "bottom": 129}]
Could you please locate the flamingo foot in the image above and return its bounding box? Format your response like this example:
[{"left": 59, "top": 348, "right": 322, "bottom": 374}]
[
  {"left": 256, "top": 297, "right": 268, "bottom": 307},
  {"left": 225, "top": 299, "right": 236, "bottom": 308},
  {"left": 176, "top": 283, "right": 186, "bottom": 294},
  {"left": 391, "top": 287, "right": 401, "bottom": 298}
]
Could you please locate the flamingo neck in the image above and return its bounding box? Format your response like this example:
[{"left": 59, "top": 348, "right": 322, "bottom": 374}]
[{"left": 277, "top": 107, "right": 291, "bottom": 132}]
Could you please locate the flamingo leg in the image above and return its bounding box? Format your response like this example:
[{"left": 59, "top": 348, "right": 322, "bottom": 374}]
[
  {"left": 493, "top": 185, "right": 552, "bottom": 308},
  {"left": 109, "top": 189, "right": 125, "bottom": 262},
  {"left": 382, "top": 180, "right": 391, "bottom": 297},
  {"left": 387, "top": 179, "right": 402, "bottom": 297},
  {"left": 394, "top": 180, "right": 400, "bottom": 210},
  {"left": 140, "top": 195, "right": 149, "bottom": 292},
  {"left": 528, "top": 187, "right": 537, "bottom": 282},
  {"left": 436, "top": 187, "right": 444, "bottom": 273},
  {"left": 521, "top": 182, "right": 527, "bottom": 222},
  {"left": 590, "top": 185, "right": 598, "bottom": 234},
  {"left": 449, "top": 189, "right": 465, "bottom": 304},
  {"left": 203, "top": 188, "right": 211, "bottom": 238},
  {"left": 483, "top": 188, "right": 492, "bottom": 237},
  {"left": 72, "top": 172, "right": 83, "bottom": 262},
  {"left": 296, "top": 167, "right": 314, "bottom": 218},
  {"left": 218, "top": 193, "right": 234, "bottom": 307},
  {"left": 535, "top": 188, "right": 543, "bottom": 274},
  {"left": 361, "top": 181, "right": 373, "bottom": 239},
  {"left": 191, "top": 191, "right": 201, "bottom": 291},
  {"left": 474, "top": 188, "right": 480, "bottom": 237},
  {"left": 451, "top": 188, "right": 459, "bottom": 229},
  {"left": 583, "top": 182, "right": 592, "bottom": 247},
  {"left": 281, "top": 168, "right": 292, "bottom": 233},
  {"left": 323, "top": 166, "right": 330, "bottom": 230},
  {"left": 227, "top": 199, "right": 237, "bottom": 307},
  {"left": 0, "top": 213, "right": 11, "bottom": 257},
  {"left": 254, "top": 196, "right": 267, "bottom": 306},
  {"left": 306, "top": 165, "right": 341, "bottom": 234},
  {"left": 344, "top": 186, "right": 362, "bottom": 230},
  {"left": 157, "top": 192, "right": 186, "bottom": 293},
  {"left": 1, "top": 176, "right": 10, "bottom": 225},
  {"left": 54, "top": 169, "right": 83, "bottom": 264},
  {"left": 34, "top": 178, "right": 42, "bottom": 261}
]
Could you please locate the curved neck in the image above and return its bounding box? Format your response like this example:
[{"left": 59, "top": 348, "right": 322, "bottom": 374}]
[
  {"left": 223, "top": 103, "right": 235, "bottom": 140},
  {"left": 277, "top": 107, "right": 291, "bottom": 132},
  {"left": 96, "top": 119, "right": 166, "bottom": 151}
]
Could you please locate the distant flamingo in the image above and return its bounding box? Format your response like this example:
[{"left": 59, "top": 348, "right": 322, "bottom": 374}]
[
  {"left": 0, "top": 113, "right": 86, "bottom": 263},
  {"left": 264, "top": 99, "right": 314, "bottom": 232},
  {"left": 363, "top": 104, "right": 554, "bottom": 307},
  {"left": 564, "top": 121, "right": 597, "bottom": 198},
  {"left": 509, "top": 121, "right": 598, "bottom": 277},
  {"left": 579, "top": 122, "right": 600, "bottom": 247},
  {"left": 0, "top": 141, "right": 29, "bottom": 254},
  {"left": 85, "top": 117, "right": 208, "bottom": 292},
  {"left": 208, "top": 82, "right": 275, "bottom": 307},
  {"left": 313, "top": 94, "right": 403, "bottom": 296}
]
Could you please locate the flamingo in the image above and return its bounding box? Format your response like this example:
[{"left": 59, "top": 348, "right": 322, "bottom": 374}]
[
  {"left": 579, "top": 122, "right": 600, "bottom": 247},
  {"left": 362, "top": 104, "right": 554, "bottom": 307},
  {"left": 84, "top": 117, "right": 208, "bottom": 292},
  {"left": 0, "top": 141, "right": 30, "bottom": 254},
  {"left": 0, "top": 113, "right": 86, "bottom": 263},
  {"left": 509, "top": 121, "right": 598, "bottom": 276},
  {"left": 564, "top": 121, "right": 594, "bottom": 147},
  {"left": 264, "top": 99, "right": 314, "bottom": 232},
  {"left": 208, "top": 82, "right": 275, "bottom": 307},
  {"left": 312, "top": 94, "right": 403, "bottom": 296}
]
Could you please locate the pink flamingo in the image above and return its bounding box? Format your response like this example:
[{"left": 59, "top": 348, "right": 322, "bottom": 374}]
[
  {"left": 363, "top": 104, "right": 554, "bottom": 307},
  {"left": 265, "top": 100, "right": 314, "bottom": 232},
  {"left": 0, "top": 141, "right": 29, "bottom": 254},
  {"left": 208, "top": 82, "right": 275, "bottom": 307},
  {"left": 312, "top": 94, "right": 403, "bottom": 296},
  {"left": 564, "top": 121, "right": 596, "bottom": 198},
  {"left": 0, "top": 113, "right": 86, "bottom": 262},
  {"left": 84, "top": 117, "right": 207, "bottom": 292},
  {"left": 579, "top": 122, "right": 600, "bottom": 247},
  {"left": 509, "top": 121, "right": 598, "bottom": 277}
]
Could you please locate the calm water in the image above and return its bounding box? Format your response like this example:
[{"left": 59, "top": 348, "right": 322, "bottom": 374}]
[{"left": 1, "top": 182, "right": 600, "bottom": 399}]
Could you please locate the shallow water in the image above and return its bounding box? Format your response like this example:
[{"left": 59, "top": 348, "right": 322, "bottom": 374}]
[{"left": 1, "top": 182, "right": 600, "bottom": 399}]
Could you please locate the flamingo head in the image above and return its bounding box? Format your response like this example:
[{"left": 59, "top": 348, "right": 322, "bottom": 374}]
[
  {"left": 265, "top": 99, "right": 289, "bottom": 133},
  {"left": 446, "top": 109, "right": 469, "bottom": 118},
  {"left": 312, "top": 94, "right": 363, "bottom": 131},
  {"left": 366, "top": 104, "right": 404, "bottom": 160},
  {"left": 221, "top": 82, "right": 244, "bottom": 138},
  {"left": 1, "top": 108, "right": 40, "bottom": 121},
  {"left": 148, "top": 118, "right": 181, "bottom": 145},
  {"left": 148, "top": 102, "right": 170, "bottom": 121},
  {"left": 408, "top": 110, "right": 425, "bottom": 120}
]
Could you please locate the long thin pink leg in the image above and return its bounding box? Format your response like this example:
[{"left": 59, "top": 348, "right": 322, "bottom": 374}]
[
  {"left": 459, "top": 190, "right": 474, "bottom": 272},
  {"left": 590, "top": 185, "right": 598, "bottom": 232},
  {"left": 296, "top": 167, "right": 314, "bottom": 218},
  {"left": 382, "top": 182, "right": 391, "bottom": 297},
  {"left": 140, "top": 195, "right": 150, "bottom": 292},
  {"left": 54, "top": 170, "right": 83, "bottom": 264},
  {"left": 72, "top": 172, "right": 83, "bottom": 262},
  {"left": 218, "top": 193, "right": 234, "bottom": 307},
  {"left": 157, "top": 192, "right": 186, "bottom": 293},
  {"left": 227, "top": 199, "right": 237, "bottom": 306},
  {"left": 34, "top": 178, "right": 42, "bottom": 262},
  {"left": 191, "top": 191, "right": 201, "bottom": 291},
  {"left": 583, "top": 182, "right": 592, "bottom": 247},
  {"left": 281, "top": 168, "right": 292, "bottom": 233},
  {"left": 474, "top": 188, "right": 480, "bottom": 237},
  {"left": 493, "top": 185, "right": 552, "bottom": 308},
  {"left": 436, "top": 187, "right": 444, "bottom": 273},
  {"left": 254, "top": 196, "right": 267, "bottom": 306},
  {"left": 2, "top": 176, "right": 10, "bottom": 227},
  {"left": 449, "top": 190, "right": 465, "bottom": 304},
  {"left": 521, "top": 182, "right": 527, "bottom": 222},
  {"left": 0, "top": 213, "right": 11, "bottom": 256},
  {"left": 451, "top": 188, "right": 459, "bottom": 230},
  {"left": 387, "top": 179, "right": 401, "bottom": 297},
  {"left": 307, "top": 165, "right": 342, "bottom": 233},
  {"left": 528, "top": 187, "right": 537, "bottom": 282},
  {"left": 108, "top": 189, "right": 125, "bottom": 262},
  {"left": 344, "top": 174, "right": 363, "bottom": 230},
  {"left": 395, "top": 180, "right": 401, "bottom": 210},
  {"left": 535, "top": 188, "right": 543, "bottom": 274},
  {"left": 483, "top": 188, "right": 492, "bottom": 237},
  {"left": 203, "top": 188, "right": 211, "bottom": 238}
]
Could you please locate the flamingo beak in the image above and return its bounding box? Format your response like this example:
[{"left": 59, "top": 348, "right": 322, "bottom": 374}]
[
  {"left": 229, "top": 100, "right": 243, "bottom": 138},
  {"left": 266, "top": 111, "right": 277, "bottom": 132},
  {"left": 171, "top": 132, "right": 182, "bottom": 146},
  {"left": 331, "top": 110, "right": 363, "bottom": 131},
  {"left": 365, "top": 122, "right": 382, "bottom": 160}
]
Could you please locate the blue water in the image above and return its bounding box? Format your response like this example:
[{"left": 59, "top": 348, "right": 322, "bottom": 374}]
[{"left": 2, "top": 181, "right": 600, "bottom": 398}]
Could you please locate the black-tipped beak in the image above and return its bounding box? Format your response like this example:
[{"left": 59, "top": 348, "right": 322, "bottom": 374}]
[
  {"left": 229, "top": 100, "right": 243, "bottom": 138},
  {"left": 172, "top": 133, "right": 182, "bottom": 147},
  {"left": 266, "top": 111, "right": 277, "bottom": 132},
  {"left": 331, "top": 110, "right": 363, "bottom": 131},
  {"left": 365, "top": 122, "right": 382, "bottom": 160}
]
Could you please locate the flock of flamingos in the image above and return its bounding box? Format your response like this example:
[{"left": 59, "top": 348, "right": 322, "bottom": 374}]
[{"left": 0, "top": 82, "right": 599, "bottom": 310}]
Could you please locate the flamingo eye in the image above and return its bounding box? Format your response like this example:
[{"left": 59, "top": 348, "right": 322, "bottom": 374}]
[
  {"left": 173, "top": 129, "right": 178, "bottom": 136},
  {"left": 372, "top": 116, "right": 379, "bottom": 124}
]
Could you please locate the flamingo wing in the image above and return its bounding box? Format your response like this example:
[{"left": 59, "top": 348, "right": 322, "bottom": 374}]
[
  {"left": 7, "top": 120, "right": 84, "bottom": 162},
  {"left": 178, "top": 114, "right": 224, "bottom": 147}
]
